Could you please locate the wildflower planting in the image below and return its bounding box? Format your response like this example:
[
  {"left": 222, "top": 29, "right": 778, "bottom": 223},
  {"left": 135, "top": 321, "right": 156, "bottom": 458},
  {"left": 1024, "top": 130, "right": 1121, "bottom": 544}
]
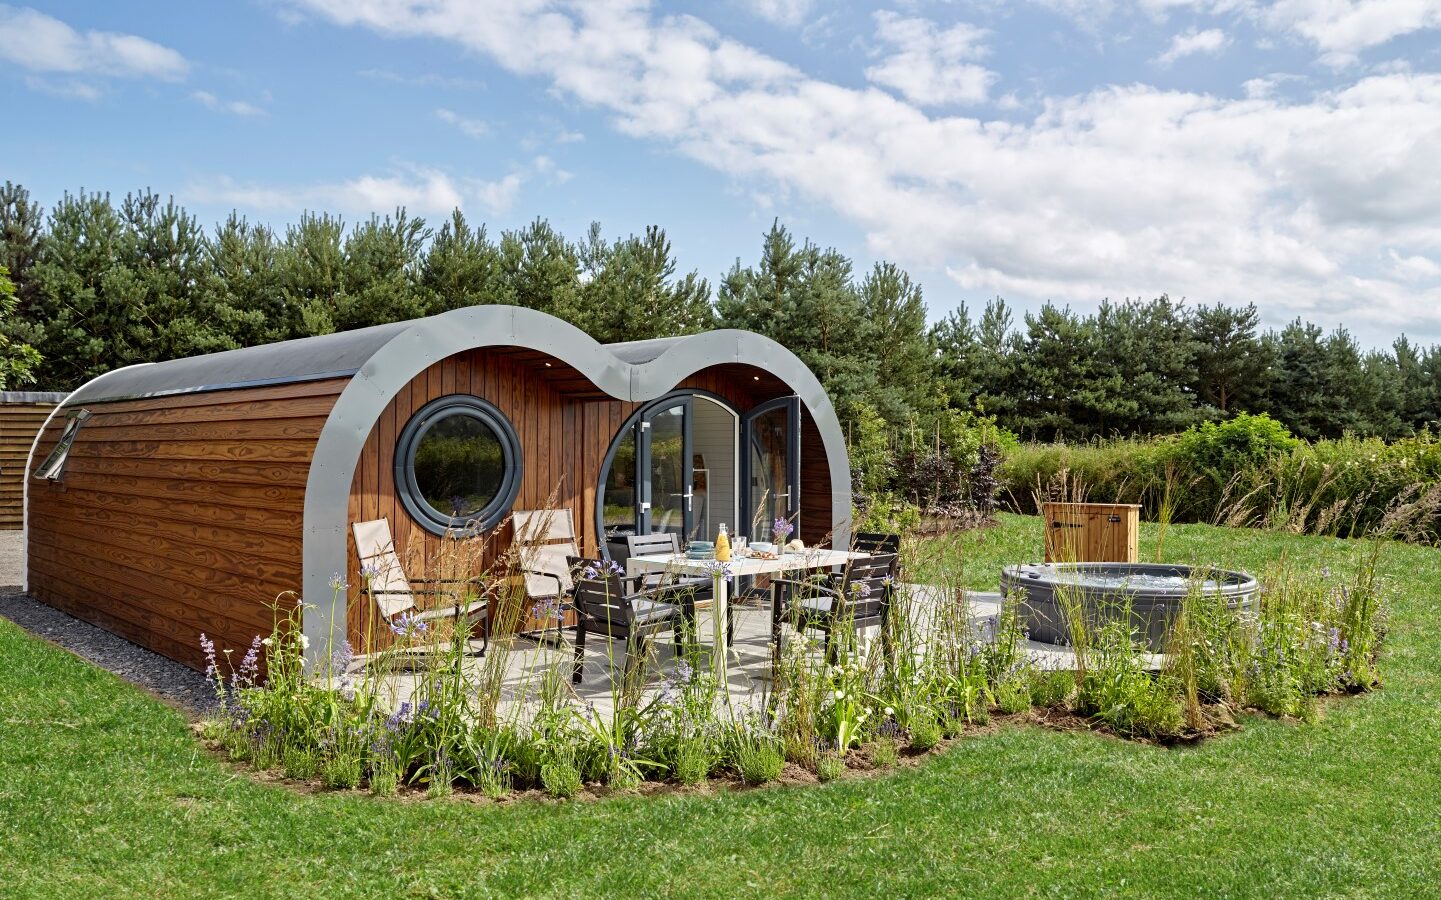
[
  {"left": 7, "top": 514, "right": 1441, "bottom": 896},
  {"left": 194, "top": 516, "right": 1390, "bottom": 801}
]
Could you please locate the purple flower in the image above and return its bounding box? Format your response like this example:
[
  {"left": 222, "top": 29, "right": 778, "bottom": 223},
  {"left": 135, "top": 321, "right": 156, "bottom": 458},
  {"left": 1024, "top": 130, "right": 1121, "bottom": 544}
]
[
  {"left": 385, "top": 702, "right": 413, "bottom": 733},
  {"left": 234, "top": 635, "right": 262, "bottom": 688},
  {"left": 390, "top": 612, "right": 429, "bottom": 638},
  {"left": 606, "top": 560, "right": 625, "bottom": 577},
  {"left": 199, "top": 633, "right": 218, "bottom": 682},
  {"left": 772, "top": 517, "right": 795, "bottom": 541},
  {"left": 703, "top": 559, "right": 734, "bottom": 581},
  {"left": 330, "top": 639, "right": 354, "bottom": 673},
  {"left": 535, "top": 595, "right": 565, "bottom": 621},
  {"left": 582, "top": 563, "right": 601, "bottom": 580},
  {"left": 330, "top": 572, "right": 350, "bottom": 592}
]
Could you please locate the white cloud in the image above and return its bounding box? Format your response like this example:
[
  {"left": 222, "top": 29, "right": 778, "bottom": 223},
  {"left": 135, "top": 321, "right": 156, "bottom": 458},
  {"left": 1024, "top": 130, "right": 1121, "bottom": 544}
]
[
  {"left": 1028, "top": 1, "right": 1441, "bottom": 65},
  {"left": 1155, "top": 27, "right": 1230, "bottom": 65},
  {"left": 1243, "top": 72, "right": 1305, "bottom": 99},
  {"left": 0, "top": 5, "right": 188, "bottom": 80},
  {"left": 189, "top": 159, "right": 559, "bottom": 218},
  {"left": 1263, "top": 0, "right": 1441, "bottom": 64},
  {"left": 283, "top": 1, "right": 1441, "bottom": 337},
  {"left": 436, "top": 108, "right": 490, "bottom": 139},
  {"left": 865, "top": 12, "right": 997, "bottom": 107},
  {"left": 22, "top": 75, "right": 102, "bottom": 101},
  {"left": 192, "top": 90, "right": 265, "bottom": 116},
  {"left": 742, "top": 0, "right": 815, "bottom": 27}
]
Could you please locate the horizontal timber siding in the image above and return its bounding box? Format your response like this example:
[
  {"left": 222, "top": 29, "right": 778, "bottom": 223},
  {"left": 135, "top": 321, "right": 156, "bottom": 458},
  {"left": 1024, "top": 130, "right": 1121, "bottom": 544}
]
[
  {"left": 26, "top": 379, "right": 347, "bottom": 670},
  {"left": 0, "top": 401, "right": 61, "bottom": 530}
]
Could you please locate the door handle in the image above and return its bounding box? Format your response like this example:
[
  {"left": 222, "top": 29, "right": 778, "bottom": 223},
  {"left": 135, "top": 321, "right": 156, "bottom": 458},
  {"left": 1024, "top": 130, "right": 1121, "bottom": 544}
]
[{"left": 640, "top": 502, "right": 651, "bottom": 512}]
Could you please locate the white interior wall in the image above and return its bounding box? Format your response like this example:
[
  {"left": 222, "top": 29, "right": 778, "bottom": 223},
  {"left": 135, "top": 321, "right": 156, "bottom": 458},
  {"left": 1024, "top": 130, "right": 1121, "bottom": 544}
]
[{"left": 691, "top": 397, "right": 737, "bottom": 542}]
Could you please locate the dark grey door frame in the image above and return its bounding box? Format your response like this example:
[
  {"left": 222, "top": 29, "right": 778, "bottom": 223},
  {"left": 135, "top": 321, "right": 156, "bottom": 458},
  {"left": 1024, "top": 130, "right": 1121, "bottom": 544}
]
[
  {"left": 637, "top": 395, "right": 693, "bottom": 538},
  {"left": 739, "top": 394, "right": 801, "bottom": 540}
]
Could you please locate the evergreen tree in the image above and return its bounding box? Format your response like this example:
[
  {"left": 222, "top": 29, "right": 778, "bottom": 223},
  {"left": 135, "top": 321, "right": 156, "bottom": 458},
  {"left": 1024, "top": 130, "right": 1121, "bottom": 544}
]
[
  {"left": 418, "top": 210, "right": 508, "bottom": 313},
  {"left": 21, "top": 190, "right": 236, "bottom": 388},
  {"left": 498, "top": 219, "right": 580, "bottom": 320},
  {"left": 337, "top": 209, "right": 431, "bottom": 329},
  {"left": 1188, "top": 302, "right": 1270, "bottom": 415},
  {"left": 0, "top": 181, "right": 43, "bottom": 310},
  {"left": 0, "top": 265, "right": 40, "bottom": 389},
  {"left": 575, "top": 224, "right": 713, "bottom": 343}
]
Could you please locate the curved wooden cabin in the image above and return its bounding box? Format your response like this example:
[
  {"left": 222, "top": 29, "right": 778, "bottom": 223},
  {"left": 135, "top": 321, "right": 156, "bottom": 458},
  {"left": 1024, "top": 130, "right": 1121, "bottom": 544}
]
[{"left": 24, "top": 306, "right": 853, "bottom": 669}]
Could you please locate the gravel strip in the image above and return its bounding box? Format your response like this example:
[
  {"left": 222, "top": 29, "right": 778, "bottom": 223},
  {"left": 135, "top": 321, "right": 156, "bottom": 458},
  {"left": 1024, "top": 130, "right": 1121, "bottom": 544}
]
[{"left": 0, "top": 591, "right": 217, "bottom": 717}]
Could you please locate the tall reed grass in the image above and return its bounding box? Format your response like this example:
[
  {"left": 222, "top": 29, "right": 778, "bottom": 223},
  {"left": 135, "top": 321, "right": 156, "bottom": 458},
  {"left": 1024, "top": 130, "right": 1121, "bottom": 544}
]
[{"left": 199, "top": 512, "right": 1392, "bottom": 797}]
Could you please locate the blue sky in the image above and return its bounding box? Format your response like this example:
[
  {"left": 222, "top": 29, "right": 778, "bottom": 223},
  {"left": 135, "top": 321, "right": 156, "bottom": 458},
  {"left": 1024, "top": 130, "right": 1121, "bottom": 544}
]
[{"left": 4, "top": 1, "right": 1441, "bottom": 346}]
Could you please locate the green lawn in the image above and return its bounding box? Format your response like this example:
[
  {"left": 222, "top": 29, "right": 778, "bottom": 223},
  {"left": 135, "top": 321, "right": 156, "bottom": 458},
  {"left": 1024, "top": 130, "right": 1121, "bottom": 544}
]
[{"left": 3, "top": 515, "right": 1440, "bottom": 898}]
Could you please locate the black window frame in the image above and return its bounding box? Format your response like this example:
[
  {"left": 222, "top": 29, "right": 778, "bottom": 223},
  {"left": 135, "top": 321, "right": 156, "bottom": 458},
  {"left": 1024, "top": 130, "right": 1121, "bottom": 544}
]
[
  {"left": 394, "top": 394, "right": 523, "bottom": 537},
  {"left": 33, "top": 408, "right": 91, "bottom": 482}
]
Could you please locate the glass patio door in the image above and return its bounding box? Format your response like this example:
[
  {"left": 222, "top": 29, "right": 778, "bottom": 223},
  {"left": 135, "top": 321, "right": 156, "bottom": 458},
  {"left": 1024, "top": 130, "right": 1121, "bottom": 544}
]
[
  {"left": 741, "top": 396, "right": 800, "bottom": 540},
  {"left": 638, "top": 397, "right": 693, "bottom": 539}
]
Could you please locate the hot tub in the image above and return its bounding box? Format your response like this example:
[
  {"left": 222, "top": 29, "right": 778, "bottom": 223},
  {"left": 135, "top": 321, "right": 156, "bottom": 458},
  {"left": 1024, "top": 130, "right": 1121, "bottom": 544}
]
[{"left": 1000, "top": 562, "right": 1259, "bottom": 650}]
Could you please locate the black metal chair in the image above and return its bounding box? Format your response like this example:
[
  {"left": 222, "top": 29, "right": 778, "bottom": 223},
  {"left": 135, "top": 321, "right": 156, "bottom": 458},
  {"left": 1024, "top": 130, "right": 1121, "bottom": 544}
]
[
  {"left": 566, "top": 556, "right": 693, "bottom": 685},
  {"left": 625, "top": 532, "right": 713, "bottom": 593},
  {"left": 851, "top": 531, "right": 901, "bottom": 555},
  {"left": 773, "top": 553, "right": 897, "bottom": 662},
  {"left": 625, "top": 532, "right": 733, "bottom": 642}
]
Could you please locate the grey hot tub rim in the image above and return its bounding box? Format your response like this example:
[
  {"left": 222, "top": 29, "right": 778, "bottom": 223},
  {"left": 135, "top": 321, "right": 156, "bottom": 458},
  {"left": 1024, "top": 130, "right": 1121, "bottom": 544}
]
[
  {"left": 1000, "top": 561, "right": 1258, "bottom": 601},
  {"left": 1000, "top": 562, "right": 1260, "bottom": 649}
]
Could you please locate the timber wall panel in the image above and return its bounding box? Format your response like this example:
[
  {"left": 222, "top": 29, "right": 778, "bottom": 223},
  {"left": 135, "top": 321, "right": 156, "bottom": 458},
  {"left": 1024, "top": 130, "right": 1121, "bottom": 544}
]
[
  {"left": 0, "top": 401, "right": 60, "bottom": 530},
  {"left": 27, "top": 379, "right": 345, "bottom": 670}
]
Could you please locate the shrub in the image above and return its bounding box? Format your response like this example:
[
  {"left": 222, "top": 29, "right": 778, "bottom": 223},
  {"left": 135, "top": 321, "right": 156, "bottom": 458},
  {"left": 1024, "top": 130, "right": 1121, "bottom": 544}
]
[
  {"left": 815, "top": 753, "right": 846, "bottom": 783},
  {"left": 541, "top": 757, "right": 583, "bottom": 799},
  {"left": 870, "top": 739, "right": 900, "bottom": 769},
  {"left": 908, "top": 718, "right": 942, "bottom": 752},
  {"left": 1174, "top": 413, "right": 1300, "bottom": 491},
  {"left": 733, "top": 736, "right": 785, "bottom": 785},
  {"left": 673, "top": 738, "right": 712, "bottom": 786},
  {"left": 320, "top": 752, "right": 361, "bottom": 790},
  {"left": 994, "top": 678, "right": 1031, "bottom": 715}
]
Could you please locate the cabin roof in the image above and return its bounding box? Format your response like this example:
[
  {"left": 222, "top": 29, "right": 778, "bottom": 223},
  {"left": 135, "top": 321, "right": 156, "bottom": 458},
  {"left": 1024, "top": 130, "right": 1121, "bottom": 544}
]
[
  {"left": 63, "top": 320, "right": 413, "bottom": 406},
  {"left": 60, "top": 317, "right": 722, "bottom": 408},
  {"left": 59, "top": 306, "right": 778, "bottom": 408}
]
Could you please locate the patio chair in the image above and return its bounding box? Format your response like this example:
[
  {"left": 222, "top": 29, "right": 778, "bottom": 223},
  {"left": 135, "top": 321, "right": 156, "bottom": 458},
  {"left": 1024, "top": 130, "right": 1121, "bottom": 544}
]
[
  {"left": 772, "top": 552, "right": 898, "bottom": 662},
  {"left": 851, "top": 531, "right": 901, "bottom": 555},
  {"left": 625, "top": 531, "right": 728, "bottom": 642},
  {"left": 512, "top": 509, "right": 581, "bottom": 629},
  {"left": 351, "top": 518, "right": 489, "bottom": 656},
  {"left": 566, "top": 555, "right": 691, "bottom": 685}
]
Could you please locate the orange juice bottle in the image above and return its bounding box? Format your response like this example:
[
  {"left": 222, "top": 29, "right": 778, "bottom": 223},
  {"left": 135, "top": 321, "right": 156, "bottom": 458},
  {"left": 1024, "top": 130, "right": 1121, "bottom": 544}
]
[{"left": 715, "top": 523, "right": 731, "bottom": 562}]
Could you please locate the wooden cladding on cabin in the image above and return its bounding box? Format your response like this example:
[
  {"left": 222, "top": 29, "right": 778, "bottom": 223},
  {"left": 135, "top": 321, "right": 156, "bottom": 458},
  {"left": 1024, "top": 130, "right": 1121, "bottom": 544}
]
[
  {"left": 25, "top": 379, "right": 346, "bottom": 670},
  {"left": 0, "top": 401, "right": 60, "bottom": 530},
  {"left": 343, "top": 350, "right": 807, "bottom": 650}
]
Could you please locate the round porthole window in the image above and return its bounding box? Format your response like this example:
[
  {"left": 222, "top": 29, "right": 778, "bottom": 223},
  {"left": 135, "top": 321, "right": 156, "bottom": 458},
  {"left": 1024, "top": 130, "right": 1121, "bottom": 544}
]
[{"left": 395, "top": 395, "right": 523, "bottom": 536}]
